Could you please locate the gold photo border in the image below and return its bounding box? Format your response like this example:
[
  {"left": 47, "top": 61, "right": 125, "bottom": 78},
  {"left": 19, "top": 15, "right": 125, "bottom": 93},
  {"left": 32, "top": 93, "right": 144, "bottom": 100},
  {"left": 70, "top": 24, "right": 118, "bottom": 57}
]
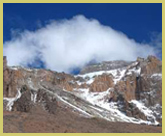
[{"left": 1, "top": 1, "right": 163, "bottom": 134}]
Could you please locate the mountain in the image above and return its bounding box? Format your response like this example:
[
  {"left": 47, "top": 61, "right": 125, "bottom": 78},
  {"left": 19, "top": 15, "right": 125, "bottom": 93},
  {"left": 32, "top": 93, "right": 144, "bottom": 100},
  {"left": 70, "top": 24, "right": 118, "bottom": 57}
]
[
  {"left": 3, "top": 56, "right": 162, "bottom": 133},
  {"left": 80, "top": 60, "right": 133, "bottom": 74}
]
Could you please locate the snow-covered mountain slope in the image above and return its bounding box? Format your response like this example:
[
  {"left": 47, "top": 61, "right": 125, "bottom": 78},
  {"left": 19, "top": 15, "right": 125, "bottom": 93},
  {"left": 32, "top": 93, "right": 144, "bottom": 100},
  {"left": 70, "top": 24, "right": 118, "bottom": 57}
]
[
  {"left": 3, "top": 55, "right": 162, "bottom": 126},
  {"left": 72, "top": 88, "right": 159, "bottom": 125}
]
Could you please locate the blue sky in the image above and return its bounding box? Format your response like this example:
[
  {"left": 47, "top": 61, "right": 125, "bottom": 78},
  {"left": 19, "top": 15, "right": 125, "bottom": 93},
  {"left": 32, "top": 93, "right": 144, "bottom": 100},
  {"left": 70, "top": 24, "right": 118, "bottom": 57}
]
[
  {"left": 3, "top": 3, "right": 162, "bottom": 74},
  {"left": 3, "top": 3, "right": 162, "bottom": 42}
]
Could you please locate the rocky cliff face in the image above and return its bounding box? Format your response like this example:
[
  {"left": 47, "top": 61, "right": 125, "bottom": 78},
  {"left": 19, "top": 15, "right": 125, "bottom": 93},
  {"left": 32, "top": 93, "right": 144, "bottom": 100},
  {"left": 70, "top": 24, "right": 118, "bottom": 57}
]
[
  {"left": 3, "top": 56, "right": 162, "bottom": 126},
  {"left": 89, "top": 74, "right": 114, "bottom": 92}
]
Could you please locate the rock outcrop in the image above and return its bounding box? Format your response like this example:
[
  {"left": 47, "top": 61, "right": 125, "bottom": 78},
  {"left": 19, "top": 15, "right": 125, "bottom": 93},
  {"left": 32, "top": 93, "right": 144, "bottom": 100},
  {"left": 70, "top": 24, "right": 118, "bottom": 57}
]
[
  {"left": 89, "top": 74, "right": 114, "bottom": 92},
  {"left": 3, "top": 56, "right": 18, "bottom": 97},
  {"left": 138, "top": 56, "right": 162, "bottom": 75}
]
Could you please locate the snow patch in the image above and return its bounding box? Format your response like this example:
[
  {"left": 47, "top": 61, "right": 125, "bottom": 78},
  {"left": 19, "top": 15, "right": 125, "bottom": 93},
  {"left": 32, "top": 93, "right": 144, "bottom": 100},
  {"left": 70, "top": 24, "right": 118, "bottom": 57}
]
[
  {"left": 3, "top": 89, "right": 22, "bottom": 111},
  {"left": 130, "top": 100, "right": 159, "bottom": 125},
  {"left": 76, "top": 68, "right": 127, "bottom": 85},
  {"left": 151, "top": 73, "right": 162, "bottom": 78},
  {"left": 73, "top": 88, "right": 159, "bottom": 125},
  {"left": 73, "top": 88, "right": 111, "bottom": 106},
  {"left": 55, "top": 94, "right": 92, "bottom": 117},
  {"left": 126, "top": 67, "right": 141, "bottom": 76},
  {"left": 31, "top": 92, "right": 37, "bottom": 103}
]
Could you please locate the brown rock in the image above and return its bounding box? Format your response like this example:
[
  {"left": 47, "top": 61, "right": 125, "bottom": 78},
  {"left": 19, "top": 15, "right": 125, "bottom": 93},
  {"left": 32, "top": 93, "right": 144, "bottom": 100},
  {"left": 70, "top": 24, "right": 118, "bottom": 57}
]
[
  {"left": 114, "top": 75, "right": 137, "bottom": 101},
  {"left": 89, "top": 74, "right": 114, "bottom": 92},
  {"left": 80, "top": 83, "right": 89, "bottom": 88},
  {"left": 3, "top": 56, "right": 7, "bottom": 70},
  {"left": 138, "top": 55, "right": 162, "bottom": 75},
  {"left": 12, "top": 85, "right": 32, "bottom": 112}
]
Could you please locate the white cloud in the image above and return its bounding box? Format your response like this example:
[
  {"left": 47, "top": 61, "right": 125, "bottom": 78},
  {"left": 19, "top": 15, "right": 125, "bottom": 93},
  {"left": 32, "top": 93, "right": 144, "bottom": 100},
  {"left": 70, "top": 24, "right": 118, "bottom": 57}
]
[{"left": 3, "top": 15, "right": 156, "bottom": 73}]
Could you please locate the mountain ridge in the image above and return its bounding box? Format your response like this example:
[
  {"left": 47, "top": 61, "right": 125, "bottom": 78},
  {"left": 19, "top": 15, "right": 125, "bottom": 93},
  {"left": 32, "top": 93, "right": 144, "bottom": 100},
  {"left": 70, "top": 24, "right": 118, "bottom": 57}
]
[{"left": 3, "top": 55, "right": 162, "bottom": 132}]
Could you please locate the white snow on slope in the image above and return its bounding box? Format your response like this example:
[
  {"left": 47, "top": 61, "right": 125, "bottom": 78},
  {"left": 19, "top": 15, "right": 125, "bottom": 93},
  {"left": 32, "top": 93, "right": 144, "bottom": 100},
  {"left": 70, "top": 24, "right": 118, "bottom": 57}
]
[
  {"left": 72, "top": 88, "right": 159, "bottom": 125},
  {"left": 31, "top": 92, "right": 37, "bottom": 103},
  {"left": 76, "top": 68, "right": 127, "bottom": 85},
  {"left": 77, "top": 69, "right": 120, "bottom": 78},
  {"left": 151, "top": 73, "right": 162, "bottom": 78},
  {"left": 3, "top": 89, "right": 21, "bottom": 111},
  {"left": 55, "top": 94, "right": 93, "bottom": 118},
  {"left": 126, "top": 67, "right": 141, "bottom": 76},
  {"left": 130, "top": 100, "right": 159, "bottom": 125},
  {"left": 73, "top": 88, "right": 111, "bottom": 105}
]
